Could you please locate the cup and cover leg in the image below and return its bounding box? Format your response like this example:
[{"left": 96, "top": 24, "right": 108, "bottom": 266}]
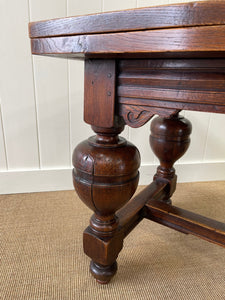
[{"left": 72, "top": 123, "right": 140, "bottom": 283}]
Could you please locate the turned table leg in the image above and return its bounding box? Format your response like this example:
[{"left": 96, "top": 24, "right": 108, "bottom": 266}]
[
  {"left": 150, "top": 113, "right": 192, "bottom": 204},
  {"left": 72, "top": 123, "right": 140, "bottom": 283}
]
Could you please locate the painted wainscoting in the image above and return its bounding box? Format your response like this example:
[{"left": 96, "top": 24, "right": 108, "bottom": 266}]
[{"left": 0, "top": 0, "right": 225, "bottom": 194}]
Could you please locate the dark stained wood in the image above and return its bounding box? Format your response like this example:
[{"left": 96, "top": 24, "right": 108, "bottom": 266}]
[
  {"left": 30, "top": 0, "right": 225, "bottom": 284},
  {"left": 90, "top": 261, "right": 118, "bottom": 285},
  {"left": 31, "top": 25, "right": 225, "bottom": 59},
  {"left": 29, "top": 1, "right": 225, "bottom": 38},
  {"left": 118, "top": 97, "right": 225, "bottom": 115},
  {"left": 84, "top": 59, "right": 116, "bottom": 128},
  {"left": 144, "top": 199, "right": 225, "bottom": 247},
  {"left": 73, "top": 125, "right": 140, "bottom": 215},
  {"left": 150, "top": 114, "right": 192, "bottom": 204},
  {"left": 117, "top": 181, "right": 167, "bottom": 237},
  {"left": 118, "top": 85, "right": 225, "bottom": 105},
  {"left": 118, "top": 58, "right": 225, "bottom": 116},
  {"left": 119, "top": 58, "right": 225, "bottom": 72},
  {"left": 119, "top": 104, "right": 179, "bottom": 128},
  {"left": 73, "top": 125, "right": 140, "bottom": 283},
  {"left": 118, "top": 59, "right": 225, "bottom": 91}
]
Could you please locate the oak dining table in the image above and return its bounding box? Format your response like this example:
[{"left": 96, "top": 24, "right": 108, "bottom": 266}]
[{"left": 29, "top": 0, "right": 225, "bottom": 284}]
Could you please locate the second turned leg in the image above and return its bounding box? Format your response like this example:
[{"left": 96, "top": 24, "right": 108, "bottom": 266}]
[{"left": 150, "top": 113, "right": 192, "bottom": 204}]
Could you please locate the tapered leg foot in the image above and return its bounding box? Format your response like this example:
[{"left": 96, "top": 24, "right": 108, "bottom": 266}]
[{"left": 90, "top": 261, "right": 117, "bottom": 284}]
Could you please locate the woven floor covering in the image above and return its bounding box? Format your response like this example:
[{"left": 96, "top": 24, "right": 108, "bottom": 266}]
[{"left": 1, "top": 181, "right": 225, "bottom": 300}]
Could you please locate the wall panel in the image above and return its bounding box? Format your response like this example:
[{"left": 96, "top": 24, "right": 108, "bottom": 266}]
[
  {"left": 103, "top": 0, "right": 137, "bottom": 11},
  {"left": 0, "top": 105, "right": 7, "bottom": 170},
  {"left": 29, "top": 0, "right": 70, "bottom": 168},
  {"left": 204, "top": 114, "right": 225, "bottom": 162},
  {"left": 137, "top": 0, "right": 168, "bottom": 7},
  {"left": 29, "top": 0, "right": 67, "bottom": 20},
  {"left": 31, "top": 56, "right": 70, "bottom": 168},
  {"left": 0, "top": 0, "right": 39, "bottom": 170},
  {"left": 179, "top": 111, "right": 211, "bottom": 163},
  {"left": 129, "top": 125, "right": 155, "bottom": 165},
  {"left": 68, "top": 0, "right": 102, "bottom": 15}
]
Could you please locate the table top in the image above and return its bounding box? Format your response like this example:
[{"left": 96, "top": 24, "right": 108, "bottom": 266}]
[
  {"left": 29, "top": 1, "right": 225, "bottom": 59},
  {"left": 29, "top": 1, "right": 225, "bottom": 117}
]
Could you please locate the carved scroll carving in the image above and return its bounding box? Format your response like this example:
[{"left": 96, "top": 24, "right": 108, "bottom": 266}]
[{"left": 119, "top": 104, "right": 180, "bottom": 128}]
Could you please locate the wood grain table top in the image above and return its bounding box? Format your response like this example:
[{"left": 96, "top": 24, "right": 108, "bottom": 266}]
[{"left": 29, "top": 1, "right": 225, "bottom": 59}]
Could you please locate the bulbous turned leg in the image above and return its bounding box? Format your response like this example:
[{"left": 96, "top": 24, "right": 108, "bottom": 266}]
[
  {"left": 150, "top": 113, "right": 192, "bottom": 204},
  {"left": 72, "top": 123, "right": 140, "bottom": 283}
]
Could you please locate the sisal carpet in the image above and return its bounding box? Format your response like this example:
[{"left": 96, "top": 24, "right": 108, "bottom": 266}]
[{"left": 1, "top": 182, "right": 225, "bottom": 300}]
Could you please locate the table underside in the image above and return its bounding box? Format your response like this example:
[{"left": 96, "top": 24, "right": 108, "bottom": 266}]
[{"left": 83, "top": 58, "right": 225, "bottom": 130}]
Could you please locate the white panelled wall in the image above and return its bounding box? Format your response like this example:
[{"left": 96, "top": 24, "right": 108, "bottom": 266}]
[{"left": 0, "top": 0, "right": 224, "bottom": 194}]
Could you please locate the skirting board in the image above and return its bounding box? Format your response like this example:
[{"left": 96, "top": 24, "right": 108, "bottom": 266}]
[{"left": 0, "top": 162, "right": 224, "bottom": 194}]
